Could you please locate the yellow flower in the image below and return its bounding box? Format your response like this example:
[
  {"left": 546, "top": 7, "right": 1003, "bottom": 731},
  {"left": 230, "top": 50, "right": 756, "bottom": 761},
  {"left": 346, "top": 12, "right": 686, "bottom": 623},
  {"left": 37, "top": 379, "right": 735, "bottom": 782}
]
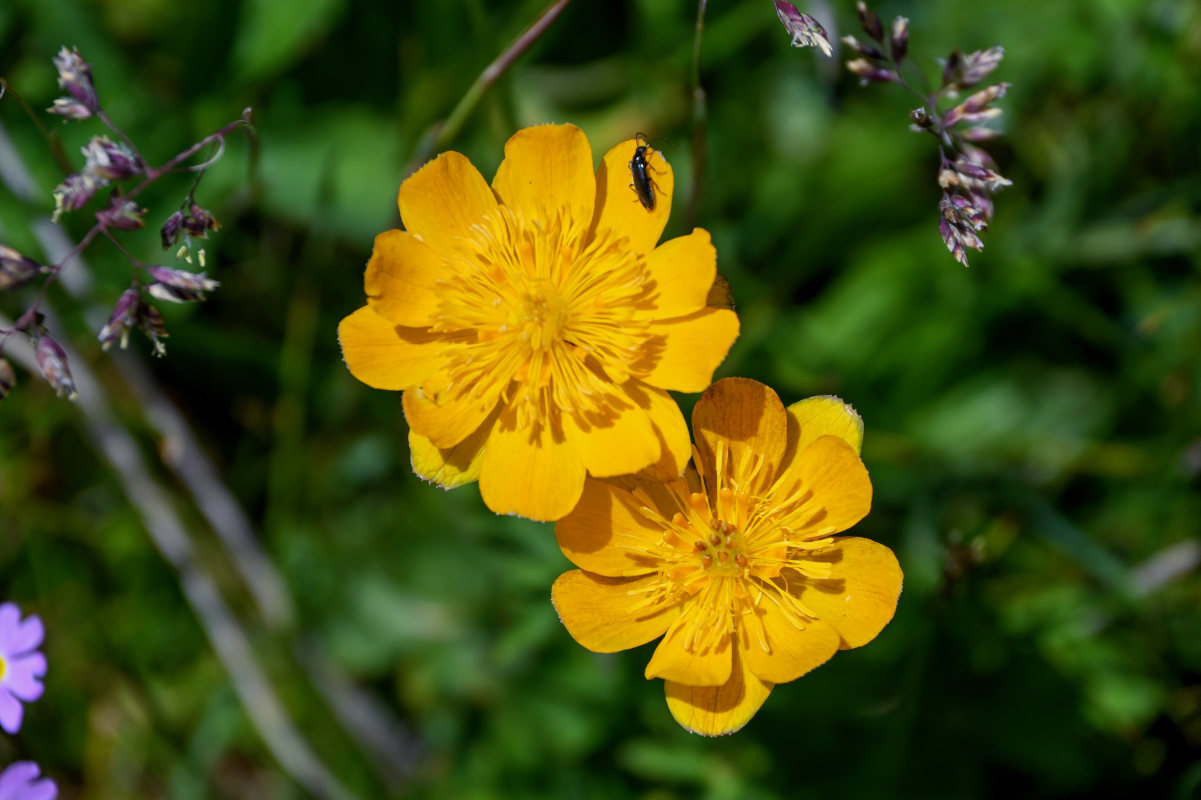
[
  {"left": 338, "top": 124, "right": 740, "bottom": 521},
  {"left": 551, "top": 377, "right": 902, "bottom": 735}
]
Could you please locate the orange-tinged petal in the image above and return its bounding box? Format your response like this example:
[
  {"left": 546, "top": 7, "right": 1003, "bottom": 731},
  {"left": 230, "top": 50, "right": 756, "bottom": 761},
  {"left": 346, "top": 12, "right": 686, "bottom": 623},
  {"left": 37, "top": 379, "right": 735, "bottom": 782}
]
[
  {"left": 364, "top": 230, "right": 443, "bottom": 328},
  {"left": 491, "top": 124, "right": 595, "bottom": 225},
  {"left": 635, "top": 308, "right": 740, "bottom": 393},
  {"left": 563, "top": 386, "right": 660, "bottom": 479},
  {"left": 479, "top": 405, "right": 586, "bottom": 521},
  {"left": 409, "top": 418, "right": 490, "bottom": 488},
  {"left": 592, "top": 138, "right": 673, "bottom": 254},
  {"left": 399, "top": 151, "right": 498, "bottom": 254},
  {"left": 634, "top": 383, "right": 691, "bottom": 480},
  {"left": 556, "top": 480, "right": 663, "bottom": 577},
  {"left": 338, "top": 306, "right": 442, "bottom": 390},
  {"left": 738, "top": 599, "right": 841, "bottom": 684},
  {"left": 403, "top": 384, "right": 500, "bottom": 450},
  {"left": 552, "top": 570, "right": 677, "bottom": 652},
  {"left": 784, "top": 395, "right": 865, "bottom": 462},
  {"left": 645, "top": 608, "right": 734, "bottom": 686},
  {"left": 780, "top": 435, "right": 873, "bottom": 539},
  {"left": 637, "top": 229, "right": 717, "bottom": 319},
  {"left": 801, "top": 536, "right": 902, "bottom": 649},
  {"left": 692, "top": 378, "right": 789, "bottom": 496},
  {"left": 664, "top": 646, "right": 773, "bottom": 737}
]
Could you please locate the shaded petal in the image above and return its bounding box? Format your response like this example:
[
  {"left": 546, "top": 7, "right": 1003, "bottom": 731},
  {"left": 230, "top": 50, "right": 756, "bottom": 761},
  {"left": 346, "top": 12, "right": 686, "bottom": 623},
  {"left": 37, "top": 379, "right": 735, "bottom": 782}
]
[
  {"left": 563, "top": 387, "right": 660, "bottom": 479},
  {"left": 645, "top": 608, "right": 733, "bottom": 686},
  {"left": 784, "top": 396, "right": 865, "bottom": 466},
  {"left": 399, "top": 151, "right": 499, "bottom": 255},
  {"left": 479, "top": 405, "right": 586, "bottom": 521},
  {"left": 338, "top": 307, "right": 442, "bottom": 391},
  {"left": 779, "top": 435, "right": 872, "bottom": 539},
  {"left": 552, "top": 571, "right": 677, "bottom": 652},
  {"left": 637, "top": 229, "right": 716, "bottom": 319},
  {"left": 664, "top": 646, "right": 774, "bottom": 737},
  {"left": 0, "top": 762, "right": 56, "bottom": 800},
  {"left": 631, "top": 384, "right": 691, "bottom": 481},
  {"left": 739, "top": 598, "right": 841, "bottom": 684},
  {"left": 408, "top": 410, "right": 493, "bottom": 488},
  {"left": 801, "top": 537, "right": 903, "bottom": 649},
  {"left": 0, "top": 689, "right": 23, "bottom": 734},
  {"left": 592, "top": 138, "right": 673, "bottom": 255},
  {"left": 635, "top": 308, "right": 740, "bottom": 393},
  {"left": 364, "top": 230, "right": 443, "bottom": 328},
  {"left": 491, "top": 124, "right": 595, "bottom": 225},
  {"left": 692, "top": 378, "right": 789, "bottom": 497},
  {"left": 403, "top": 384, "right": 500, "bottom": 450},
  {"left": 556, "top": 480, "right": 663, "bottom": 577},
  {"left": 5, "top": 653, "right": 45, "bottom": 701}
]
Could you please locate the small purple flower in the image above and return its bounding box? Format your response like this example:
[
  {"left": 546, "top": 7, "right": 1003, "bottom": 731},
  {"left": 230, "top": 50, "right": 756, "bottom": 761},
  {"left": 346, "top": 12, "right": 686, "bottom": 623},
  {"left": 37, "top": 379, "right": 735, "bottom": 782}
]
[
  {"left": 0, "top": 604, "right": 47, "bottom": 735},
  {"left": 52, "top": 46, "right": 98, "bottom": 114},
  {"left": 0, "top": 762, "right": 57, "bottom": 800},
  {"left": 81, "top": 136, "right": 141, "bottom": 182}
]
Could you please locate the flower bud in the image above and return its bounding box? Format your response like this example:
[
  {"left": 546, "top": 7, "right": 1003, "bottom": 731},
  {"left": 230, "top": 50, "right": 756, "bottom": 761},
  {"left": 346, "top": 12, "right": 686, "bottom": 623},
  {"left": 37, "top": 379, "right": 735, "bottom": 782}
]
[
  {"left": 52, "top": 47, "right": 99, "bottom": 113},
  {"left": 47, "top": 97, "right": 93, "bottom": 121},
  {"left": 183, "top": 203, "right": 221, "bottom": 238},
  {"left": 52, "top": 173, "right": 102, "bottom": 221},
  {"left": 890, "top": 17, "right": 909, "bottom": 65},
  {"left": 909, "top": 107, "right": 933, "bottom": 129},
  {"left": 0, "top": 358, "right": 14, "bottom": 400},
  {"left": 846, "top": 59, "right": 898, "bottom": 85},
  {"left": 841, "top": 35, "right": 884, "bottom": 60},
  {"left": 146, "top": 266, "right": 220, "bottom": 303},
  {"left": 160, "top": 211, "right": 185, "bottom": 248},
  {"left": 856, "top": 1, "right": 884, "bottom": 42},
  {"left": 98, "top": 196, "right": 147, "bottom": 231},
  {"left": 138, "top": 304, "right": 168, "bottom": 357},
  {"left": 773, "top": 1, "right": 833, "bottom": 57},
  {"left": 943, "top": 45, "right": 1005, "bottom": 90},
  {"left": 35, "top": 333, "right": 77, "bottom": 400},
  {"left": 82, "top": 136, "right": 141, "bottom": 181},
  {"left": 0, "top": 245, "right": 43, "bottom": 292},
  {"left": 98, "top": 288, "right": 140, "bottom": 351}
]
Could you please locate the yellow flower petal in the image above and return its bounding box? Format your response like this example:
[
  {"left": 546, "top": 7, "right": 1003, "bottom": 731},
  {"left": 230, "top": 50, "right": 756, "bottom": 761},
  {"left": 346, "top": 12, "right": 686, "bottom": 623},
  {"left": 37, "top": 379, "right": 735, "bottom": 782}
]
[
  {"left": 552, "top": 570, "right": 678, "bottom": 652},
  {"left": 556, "top": 480, "right": 663, "bottom": 577},
  {"left": 645, "top": 614, "right": 734, "bottom": 686},
  {"left": 785, "top": 395, "right": 865, "bottom": 459},
  {"left": 563, "top": 386, "right": 661, "bottom": 479},
  {"left": 781, "top": 435, "right": 873, "bottom": 539},
  {"left": 800, "top": 536, "right": 903, "bottom": 649},
  {"left": 364, "top": 229, "right": 443, "bottom": 328},
  {"left": 592, "top": 138, "right": 673, "bottom": 254},
  {"left": 398, "top": 151, "right": 499, "bottom": 255},
  {"left": 664, "top": 647, "right": 774, "bottom": 737},
  {"left": 337, "top": 306, "right": 442, "bottom": 390},
  {"left": 636, "top": 229, "right": 718, "bottom": 319},
  {"left": 409, "top": 419, "right": 490, "bottom": 488},
  {"left": 692, "top": 377, "right": 789, "bottom": 496},
  {"left": 632, "top": 383, "right": 691, "bottom": 481},
  {"left": 636, "top": 308, "right": 740, "bottom": 393},
  {"left": 738, "top": 602, "right": 841, "bottom": 684},
  {"left": 403, "top": 384, "right": 501, "bottom": 450},
  {"left": 478, "top": 405, "right": 586, "bottom": 521},
  {"left": 491, "top": 124, "right": 595, "bottom": 225}
]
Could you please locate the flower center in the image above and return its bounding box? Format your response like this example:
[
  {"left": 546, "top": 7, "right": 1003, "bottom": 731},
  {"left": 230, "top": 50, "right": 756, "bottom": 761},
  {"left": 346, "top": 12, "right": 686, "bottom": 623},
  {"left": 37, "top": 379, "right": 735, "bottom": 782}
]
[
  {"left": 0, "top": 654, "right": 7, "bottom": 682},
  {"left": 430, "top": 205, "right": 655, "bottom": 428},
  {"left": 693, "top": 519, "right": 750, "bottom": 577}
]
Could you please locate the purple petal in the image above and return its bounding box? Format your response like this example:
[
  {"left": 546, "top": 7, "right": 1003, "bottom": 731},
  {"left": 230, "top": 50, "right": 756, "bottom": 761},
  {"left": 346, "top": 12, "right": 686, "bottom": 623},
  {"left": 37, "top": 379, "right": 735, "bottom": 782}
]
[
  {"left": 10, "top": 616, "right": 43, "bottom": 656},
  {"left": 0, "top": 762, "right": 56, "bottom": 800},
  {"left": 5, "top": 653, "right": 46, "bottom": 701},
  {"left": 0, "top": 605, "right": 18, "bottom": 648},
  {"left": 0, "top": 690, "right": 24, "bottom": 734}
]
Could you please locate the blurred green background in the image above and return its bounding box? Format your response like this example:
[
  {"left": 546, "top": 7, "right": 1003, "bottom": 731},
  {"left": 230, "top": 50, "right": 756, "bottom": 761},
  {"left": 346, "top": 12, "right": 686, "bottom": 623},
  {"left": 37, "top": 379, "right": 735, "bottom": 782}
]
[{"left": 2, "top": 0, "right": 1200, "bottom": 797}]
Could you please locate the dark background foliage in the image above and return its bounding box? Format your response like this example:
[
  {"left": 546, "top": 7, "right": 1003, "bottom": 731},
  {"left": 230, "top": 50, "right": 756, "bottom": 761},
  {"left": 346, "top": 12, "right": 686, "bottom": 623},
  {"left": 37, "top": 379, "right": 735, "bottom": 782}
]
[{"left": 1, "top": 0, "right": 1199, "bottom": 797}]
